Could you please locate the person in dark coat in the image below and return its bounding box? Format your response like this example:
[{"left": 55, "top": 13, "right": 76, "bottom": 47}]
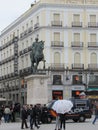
[
  {"left": 0, "top": 109, "right": 2, "bottom": 125},
  {"left": 29, "top": 105, "right": 34, "bottom": 130},
  {"left": 33, "top": 105, "right": 40, "bottom": 129},
  {"left": 21, "top": 105, "right": 29, "bottom": 129},
  {"left": 41, "top": 104, "right": 48, "bottom": 123},
  {"left": 92, "top": 105, "right": 98, "bottom": 124}
]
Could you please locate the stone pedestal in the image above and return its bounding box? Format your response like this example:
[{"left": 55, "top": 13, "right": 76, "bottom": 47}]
[{"left": 25, "top": 74, "right": 49, "bottom": 105}]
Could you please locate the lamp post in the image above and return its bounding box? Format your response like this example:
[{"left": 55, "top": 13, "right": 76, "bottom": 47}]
[{"left": 79, "top": 70, "right": 94, "bottom": 92}]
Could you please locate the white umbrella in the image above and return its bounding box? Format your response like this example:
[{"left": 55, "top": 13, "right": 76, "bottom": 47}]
[{"left": 52, "top": 99, "right": 73, "bottom": 114}]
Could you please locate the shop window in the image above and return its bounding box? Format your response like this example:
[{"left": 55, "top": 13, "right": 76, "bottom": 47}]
[
  {"left": 72, "top": 90, "right": 82, "bottom": 98},
  {"left": 52, "top": 90, "right": 63, "bottom": 100}
]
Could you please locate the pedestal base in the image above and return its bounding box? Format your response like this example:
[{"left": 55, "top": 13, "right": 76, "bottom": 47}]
[{"left": 25, "top": 74, "right": 49, "bottom": 105}]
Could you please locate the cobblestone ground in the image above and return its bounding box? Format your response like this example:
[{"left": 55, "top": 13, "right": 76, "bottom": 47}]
[{"left": 0, "top": 116, "right": 98, "bottom": 130}]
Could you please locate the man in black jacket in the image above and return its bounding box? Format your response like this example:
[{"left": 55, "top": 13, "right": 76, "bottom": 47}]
[{"left": 21, "top": 105, "right": 29, "bottom": 129}]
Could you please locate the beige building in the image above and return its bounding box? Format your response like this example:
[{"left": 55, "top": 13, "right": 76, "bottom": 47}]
[{"left": 0, "top": 0, "right": 98, "bottom": 104}]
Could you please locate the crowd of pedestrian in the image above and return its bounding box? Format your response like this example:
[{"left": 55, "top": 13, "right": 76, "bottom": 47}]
[
  {"left": 20, "top": 103, "right": 52, "bottom": 129},
  {"left": 0, "top": 103, "right": 20, "bottom": 124}
]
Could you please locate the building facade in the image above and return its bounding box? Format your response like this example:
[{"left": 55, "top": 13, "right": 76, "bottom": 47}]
[{"left": 0, "top": 0, "right": 98, "bottom": 104}]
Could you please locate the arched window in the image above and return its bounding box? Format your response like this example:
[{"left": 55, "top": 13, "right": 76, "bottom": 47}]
[
  {"left": 74, "top": 52, "right": 80, "bottom": 63},
  {"left": 91, "top": 53, "right": 97, "bottom": 64},
  {"left": 54, "top": 52, "right": 60, "bottom": 64}
]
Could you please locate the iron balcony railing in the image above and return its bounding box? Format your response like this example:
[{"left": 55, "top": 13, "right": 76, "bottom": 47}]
[
  {"left": 88, "top": 22, "right": 98, "bottom": 28},
  {"left": 72, "top": 63, "right": 84, "bottom": 69},
  {"left": 72, "top": 22, "right": 82, "bottom": 27},
  {"left": 51, "top": 41, "right": 64, "bottom": 47},
  {"left": 51, "top": 21, "right": 62, "bottom": 26},
  {"left": 88, "top": 42, "right": 98, "bottom": 48},
  {"left": 88, "top": 64, "right": 98, "bottom": 70},
  {"left": 49, "top": 63, "right": 65, "bottom": 70},
  {"left": 34, "top": 23, "right": 39, "bottom": 29},
  {"left": 71, "top": 42, "right": 83, "bottom": 47}
]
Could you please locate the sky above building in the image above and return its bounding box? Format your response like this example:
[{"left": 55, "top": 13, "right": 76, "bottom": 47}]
[{"left": 0, "top": 0, "right": 39, "bottom": 33}]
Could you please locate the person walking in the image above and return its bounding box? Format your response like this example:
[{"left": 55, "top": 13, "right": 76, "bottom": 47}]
[
  {"left": 54, "top": 114, "right": 60, "bottom": 130},
  {"left": 4, "top": 106, "right": 11, "bottom": 123},
  {"left": 0, "top": 109, "right": 2, "bottom": 125},
  {"left": 92, "top": 105, "right": 98, "bottom": 124},
  {"left": 21, "top": 105, "right": 29, "bottom": 129},
  {"left": 29, "top": 105, "right": 34, "bottom": 130},
  {"left": 41, "top": 104, "right": 48, "bottom": 123},
  {"left": 33, "top": 105, "right": 40, "bottom": 129}
]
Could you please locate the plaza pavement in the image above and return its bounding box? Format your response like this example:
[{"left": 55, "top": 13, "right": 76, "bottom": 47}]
[{"left": 0, "top": 116, "right": 98, "bottom": 130}]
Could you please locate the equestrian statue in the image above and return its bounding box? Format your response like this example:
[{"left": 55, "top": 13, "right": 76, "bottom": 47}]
[{"left": 30, "top": 37, "right": 45, "bottom": 73}]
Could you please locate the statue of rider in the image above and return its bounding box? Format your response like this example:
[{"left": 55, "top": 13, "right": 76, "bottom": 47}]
[
  {"left": 32, "top": 37, "right": 39, "bottom": 55},
  {"left": 30, "top": 37, "right": 45, "bottom": 74}
]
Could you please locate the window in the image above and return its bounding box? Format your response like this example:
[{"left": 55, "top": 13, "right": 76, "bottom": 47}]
[
  {"left": 54, "top": 52, "right": 60, "bottom": 64},
  {"left": 91, "top": 53, "right": 97, "bottom": 64},
  {"left": 26, "top": 23, "right": 28, "bottom": 29},
  {"left": 89, "top": 75, "right": 98, "bottom": 86},
  {"left": 73, "top": 75, "right": 82, "bottom": 85},
  {"left": 73, "top": 14, "right": 80, "bottom": 22},
  {"left": 37, "top": 16, "right": 39, "bottom": 23},
  {"left": 54, "top": 32, "right": 60, "bottom": 42},
  {"left": 74, "top": 33, "right": 80, "bottom": 42},
  {"left": 52, "top": 90, "right": 63, "bottom": 100},
  {"left": 53, "top": 14, "right": 60, "bottom": 21},
  {"left": 53, "top": 75, "right": 62, "bottom": 85},
  {"left": 90, "top": 15, "right": 96, "bottom": 23},
  {"left": 21, "top": 56, "right": 24, "bottom": 68},
  {"left": 90, "top": 34, "right": 96, "bottom": 42},
  {"left": 72, "top": 90, "right": 82, "bottom": 98},
  {"left": 31, "top": 20, "right": 33, "bottom": 27},
  {"left": 74, "top": 52, "right": 80, "bottom": 64}
]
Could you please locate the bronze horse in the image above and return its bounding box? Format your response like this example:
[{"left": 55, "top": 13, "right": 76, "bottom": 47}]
[{"left": 30, "top": 40, "right": 44, "bottom": 73}]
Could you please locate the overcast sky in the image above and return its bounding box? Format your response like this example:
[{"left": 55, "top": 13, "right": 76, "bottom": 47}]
[{"left": 0, "top": 0, "right": 39, "bottom": 32}]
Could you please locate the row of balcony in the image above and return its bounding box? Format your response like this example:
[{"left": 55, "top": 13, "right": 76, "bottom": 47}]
[
  {"left": 49, "top": 63, "right": 98, "bottom": 70},
  {"left": 0, "top": 63, "right": 98, "bottom": 81},
  {"left": 72, "top": 63, "right": 98, "bottom": 70},
  {"left": 0, "top": 55, "right": 15, "bottom": 65},
  {"left": 19, "top": 46, "right": 32, "bottom": 56},
  {"left": 51, "top": 41, "right": 98, "bottom": 48},
  {"left": 33, "top": 21, "right": 98, "bottom": 28},
  {"left": 0, "top": 86, "right": 19, "bottom": 93},
  {"left": 1, "top": 41, "right": 98, "bottom": 64},
  {"left": 0, "top": 37, "right": 18, "bottom": 51},
  {"left": 0, "top": 56, "right": 18, "bottom": 66},
  {"left": 0, "top": 72, "right": 18, "bottom": 80},
  {"left": 20, "top": 27, "right": 33, "bottom": 39},
  {"left": 52, "top": 21, "right": 98, "bottom": 28},
  {"left": 0, "top": 22, "right": 98, "bottom": 51},
  {"left": 19, "top": 21, "right": 98, "bottom": 37}
]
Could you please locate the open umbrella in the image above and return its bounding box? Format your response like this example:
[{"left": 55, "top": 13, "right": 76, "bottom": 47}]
[
  {"left": 52, "top": 99, "right": 73, "bottom": 114},
  {"left": 46, "top": 100, "right": 58, "bottom": 117}
]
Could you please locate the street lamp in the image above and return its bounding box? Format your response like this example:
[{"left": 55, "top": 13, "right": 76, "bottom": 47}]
[{"left": 78, "top": 70, "right": 94, "bottom": 92}]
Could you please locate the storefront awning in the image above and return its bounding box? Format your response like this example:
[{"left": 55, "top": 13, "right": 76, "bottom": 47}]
[{"left": 87, "top": 88, "right": 98, "bottom": 91}]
